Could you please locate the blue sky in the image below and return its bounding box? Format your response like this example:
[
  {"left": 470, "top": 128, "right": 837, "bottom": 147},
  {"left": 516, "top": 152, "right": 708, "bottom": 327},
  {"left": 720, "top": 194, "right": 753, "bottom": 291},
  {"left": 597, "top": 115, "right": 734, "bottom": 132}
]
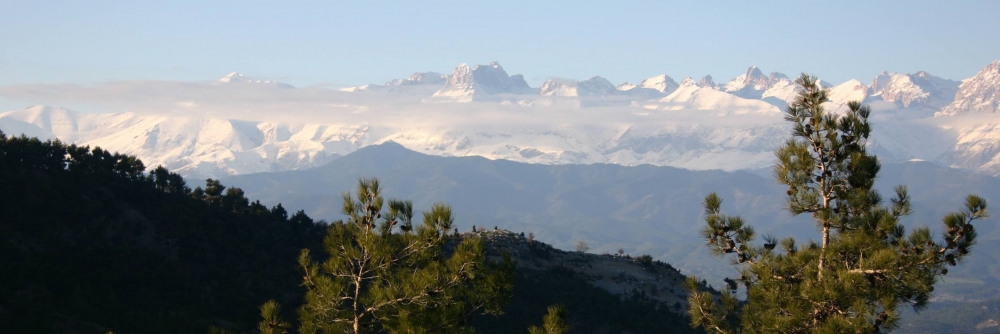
[{"left": 2, "top": 1, "right": 999, "bottom": 88}]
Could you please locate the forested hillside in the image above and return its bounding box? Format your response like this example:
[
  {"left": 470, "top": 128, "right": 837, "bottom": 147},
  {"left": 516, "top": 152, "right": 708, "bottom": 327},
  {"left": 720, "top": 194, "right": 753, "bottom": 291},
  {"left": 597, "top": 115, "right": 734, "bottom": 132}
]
[
  {"left": 0, "top": 131, "right": 698, "bottom": 333},
  {"left": 0, "top": 131, "right": 329, "bottom": 332}
]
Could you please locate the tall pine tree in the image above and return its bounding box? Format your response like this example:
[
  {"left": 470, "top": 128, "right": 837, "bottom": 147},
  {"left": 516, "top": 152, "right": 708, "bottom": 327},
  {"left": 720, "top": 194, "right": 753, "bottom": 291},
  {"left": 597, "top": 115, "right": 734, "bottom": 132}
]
[{"left": 686, "top": 74, "right": 988, "bottom": 333}]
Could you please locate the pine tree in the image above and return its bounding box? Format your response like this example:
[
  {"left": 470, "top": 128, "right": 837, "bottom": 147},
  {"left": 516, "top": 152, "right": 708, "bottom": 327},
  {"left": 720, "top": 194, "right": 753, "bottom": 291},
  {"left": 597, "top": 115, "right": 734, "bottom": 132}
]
[
  {"left": 258, "top": 300, "right": 290, "bottom": 334},
  {"left": 287, "top": 178, "right": 515, "bottom": 334},
  {"left": 528, "top": 305, "right": 569, "bottom": 334},
  {"left": 686, "top": 74, "right": 988, "bottom": 333}
]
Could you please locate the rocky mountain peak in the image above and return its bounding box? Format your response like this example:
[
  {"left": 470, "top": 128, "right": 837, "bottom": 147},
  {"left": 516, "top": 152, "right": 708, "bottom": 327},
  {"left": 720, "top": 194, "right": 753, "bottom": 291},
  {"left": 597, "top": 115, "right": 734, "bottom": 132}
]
[
  {"left": 577, "top": 76, "right": 618, "bottom": 96},
  {"left": 639, "top": 74, "right": 680, "bottom": 94},
  {"left": 390, "top": 72, "right": 446, "bottom": 86},
  {"left": 868, "top": 70, "right": 958, "bottom": 109},
  {"left": 768, "top": 72, "right": 789, "bottom": 83},
  {"left": 724, "top": 66, "right": 781, "bottom": 99},
  {"left": 617, "top": 82, "right": 637, "bottom": 91},
  {"left": 697, "top": 75, "right": 717, "bottom": 89},
  {"left": 433, "top": 62, "right": 534, "bottom": 100},
  {"left": 941, "top": 59, "right": 1000, "bottom": 115},
  {"left": 445, "top": 64, "right": 474, "bottom": 88},
  {"left": 539, "top": 76, "right": 617, "bottom": 97},
  {"left": 679, "top": 77, "right": 698, "bottom": 86}
]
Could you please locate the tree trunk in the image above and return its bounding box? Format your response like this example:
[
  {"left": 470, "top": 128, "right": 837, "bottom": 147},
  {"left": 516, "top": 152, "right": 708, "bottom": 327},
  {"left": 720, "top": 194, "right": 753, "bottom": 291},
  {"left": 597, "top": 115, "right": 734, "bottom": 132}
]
[
  {"left": 353, "top": 268, "right": 363, "bottom": 333},
  {"left": 819, "top": 223, "right": 829, "bottom": 281}
]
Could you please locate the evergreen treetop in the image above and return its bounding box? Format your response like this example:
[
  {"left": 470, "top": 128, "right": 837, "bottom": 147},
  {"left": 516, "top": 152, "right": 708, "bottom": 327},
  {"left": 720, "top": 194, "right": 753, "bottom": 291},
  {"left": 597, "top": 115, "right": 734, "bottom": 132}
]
[
  {"left": 288, "top": 178, "right": 515, "bottom": 334},
  {"left": 687, "top": 74, "right": 989, "bottom": 333}
]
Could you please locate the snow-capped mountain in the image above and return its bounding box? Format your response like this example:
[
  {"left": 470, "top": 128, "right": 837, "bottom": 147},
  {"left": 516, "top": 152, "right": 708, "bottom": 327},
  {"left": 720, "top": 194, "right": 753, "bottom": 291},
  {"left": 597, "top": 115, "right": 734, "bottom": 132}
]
[
  {"left": 941, "top": 60, "right": 1000, "bottom": 115},
  {"left": 218, "top": 72, "right": 294, "bottom": 88},
  {"left": 5, "top": 59, "right": 1000, "bottom": 180},
  {"left": 539, "top": 76, "right": 618, "bottom": 97},
  {"left": 867, "top": 71, "right": 959, "bottom": 111},
  {"left": 697, "top": 75, "right": 718, "bottom": 89},
  {"left": 643, "top": 77, "right": 781, "bottom": 115},
  {"left": 720, "top": 67, "right": 807, "bottom": 111},
  {"left": 615, "top": 74, "right": 679, "bottom": 99},
  {"left": 0, "top": 104, "right": 795, "bottom": 180},
  {"left": 431, "top": 61, "right": 534, "bottom": 101},
  {"left": 390, "top": 71, "right": 447, "bottom": 86},
  {"left": 638, "top": 74, "right": 680, "bottom": 95},
  {"left": 616, "top": 82, "right": 637, "bottom": 91},
  {"left": 723, "top": 66, "right": 774, "bottom": 99},
  {"left": 825, "top": 79, "right": 870, "bottom": 111},
  {"left": 759, "top": 73, "right": 797, "bottom": 110},
  {"left": 340, "top": 71, "right": 447, "bottom": 92},
  {"left": 0, "top": 105, "right": 348, "bottom": 180}
]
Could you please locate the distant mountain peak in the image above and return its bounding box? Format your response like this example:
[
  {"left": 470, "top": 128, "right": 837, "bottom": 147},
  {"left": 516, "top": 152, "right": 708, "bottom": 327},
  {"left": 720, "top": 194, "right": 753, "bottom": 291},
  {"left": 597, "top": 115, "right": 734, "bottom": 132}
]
[
  {"left": 941, "top": 59, "right": 1000, "bottom": 115},
  {"left": 219, "top": 72, "right": 244, "bottom": 82},
  {"left": 724, "top": 66, "right": 781, "bottom": 99},
  {"left": 392, "top": 71, "right": 447, "bottom": 86},
  {"left": 217, "top": 72, "right": 294, "bottom": 88},
  {"left": 768, "top": 72, "right": 788, "bottom": 82},
  {"left": 697, "top": 75, "right": 717, "bottom": 89},
  {"left": 540, "top": 76, "right": 617, "bottom": 97},
  {"left": 373, "top": 140, "right": 408, "bottom": 150},
  {"left": 433, "top": 61, "right": 534, "bottom": 101},
  {"left": 639, "top": 74, "right": 679, "bottom": 95},
  {"left": 617, "top": 82, "right": 637, "bottom": 91},
  {"left": 868, "top": 70, "right": 958, "bottom": 110}
]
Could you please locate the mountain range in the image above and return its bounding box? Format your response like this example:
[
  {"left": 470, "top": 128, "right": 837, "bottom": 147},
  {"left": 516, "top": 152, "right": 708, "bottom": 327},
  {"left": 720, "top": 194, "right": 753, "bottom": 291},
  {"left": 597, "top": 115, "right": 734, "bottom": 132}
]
[
  {"left": 1, "top": 60, "right": 1000, "bottom": 181},
  {"left": 342, "top": 60, "right": 998, "bottom": 116}
]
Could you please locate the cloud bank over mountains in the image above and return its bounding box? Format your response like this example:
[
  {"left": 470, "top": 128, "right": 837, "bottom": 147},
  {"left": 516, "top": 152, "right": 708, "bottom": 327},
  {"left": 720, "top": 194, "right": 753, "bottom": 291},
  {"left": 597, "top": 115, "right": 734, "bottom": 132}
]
[{"left": 2, "top": 60, "right": 1000, "bottom": 180}]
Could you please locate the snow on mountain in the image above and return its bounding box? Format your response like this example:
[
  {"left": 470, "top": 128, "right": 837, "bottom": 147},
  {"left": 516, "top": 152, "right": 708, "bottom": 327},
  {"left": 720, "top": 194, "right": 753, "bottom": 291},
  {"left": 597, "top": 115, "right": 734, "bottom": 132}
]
[
  {"left": 539, "top": 76, "right": 618, "bottom": 97},
  {"left": 390, "top": 71, "right": 447, "bottom": 86},
  {"left": 338, "top": 85, "right": 374, "bottom": 93},
  {"left": 341, "top": 71, "right": 447, "bottom": 92},
  {"left": 645, "top": 77, "right": 782, "bottom": 115},
  {"left": 576, "top": 76, "right": 619, "bottom": 96},
  {"left": 867, "top": 71, "right": 959, "bottom": 111},
  {"left": 6, "top": 60, "right": 1000, "bottom": 180},
  {"left": 0, "top": 106, "right": 346, "bottom": 181},
  {"left": 759, "top": 73, "right": 797, "bottom": 110},
  {"left": 218, "top": 72, "right": 294, "bottom": 88},
  {"left": 941, "top": 60, "right": 1000, "bottom": 115},
  {"left": 722, "top": 67, "right": 809, "bottom": 112},
  {"left": 638, "top": 74, "right": 680, "bottom": 94},
  {"left": 539, "top": 78, "right": 576, "bottom": 96},
  {"left": 825, "top": 79, "right": 870, "bottom": 111},
  {"left": 0, "top": 104, "right": 794, "bottom": 179},
  {"left": 432, "top": 61, "right": 534, "bottom": 101},
  {"left": 723, "top": 66, "right": 773, "bottom": 99},
  {"left": 617, "top": 82, "right": 637, "bottom": 91}
]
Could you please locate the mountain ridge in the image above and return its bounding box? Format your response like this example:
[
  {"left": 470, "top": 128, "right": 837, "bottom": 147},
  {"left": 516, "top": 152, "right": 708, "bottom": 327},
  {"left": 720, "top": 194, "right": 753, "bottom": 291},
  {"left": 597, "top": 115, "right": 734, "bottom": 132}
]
[{"left": 222, "top": 141, "right": 1000, "bottom": 305}]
